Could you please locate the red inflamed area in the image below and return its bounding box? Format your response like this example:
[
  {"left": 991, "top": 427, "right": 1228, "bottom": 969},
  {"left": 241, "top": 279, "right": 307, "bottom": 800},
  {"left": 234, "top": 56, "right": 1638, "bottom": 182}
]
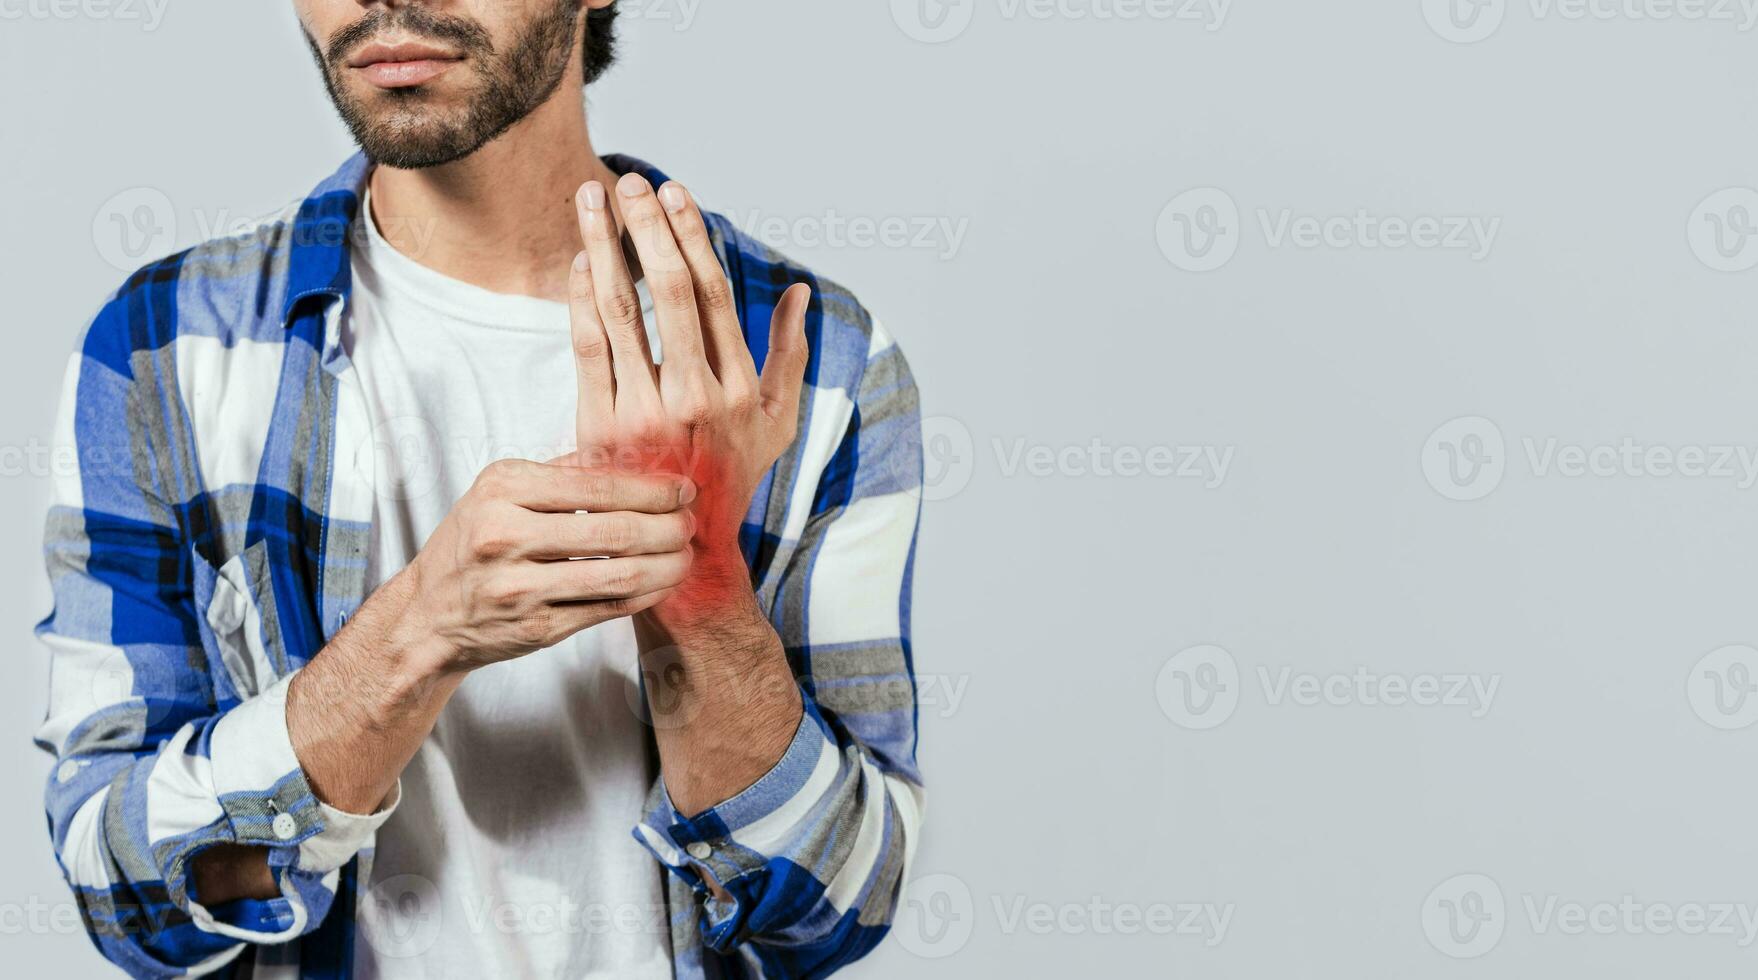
[{"left": 581, "top": 439, "right": 749, "bottom": 611}]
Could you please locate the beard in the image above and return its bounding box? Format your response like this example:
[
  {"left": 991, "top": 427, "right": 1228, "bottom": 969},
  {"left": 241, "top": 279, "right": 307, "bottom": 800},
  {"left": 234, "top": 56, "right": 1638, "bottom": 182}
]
[{"left": 307, "top": 0, "right": 581, "bottom": 170}]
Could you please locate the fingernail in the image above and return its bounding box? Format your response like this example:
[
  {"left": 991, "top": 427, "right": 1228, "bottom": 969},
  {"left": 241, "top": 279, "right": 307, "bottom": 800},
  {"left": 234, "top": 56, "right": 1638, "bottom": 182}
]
[
  {"left": 618, "top": 173, "right": 650, "bottom": 198},
  {"left": 572, "top": 250, "right": 589, "bottom": 272},
  {"left": 679, "top": 480, "right": 697, "bottom": 505},
  {"left": 659, "top": 183, "right": 688, "bottom": 213},
  {"left": 581, "top": 181, "right": 606, "bottom": 210}
]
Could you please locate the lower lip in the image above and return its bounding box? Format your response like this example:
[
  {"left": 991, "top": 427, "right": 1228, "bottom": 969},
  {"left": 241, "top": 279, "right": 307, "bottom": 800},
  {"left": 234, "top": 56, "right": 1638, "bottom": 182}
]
[{"left": 355, "top": 59, "right": 460, "bottom": 89}]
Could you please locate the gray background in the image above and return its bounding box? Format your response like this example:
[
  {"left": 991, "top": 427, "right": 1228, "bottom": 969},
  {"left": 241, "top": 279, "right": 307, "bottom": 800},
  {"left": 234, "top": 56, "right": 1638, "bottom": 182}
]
[{"left": 5, "top": 0, "right": 1758, "bottom": 975}]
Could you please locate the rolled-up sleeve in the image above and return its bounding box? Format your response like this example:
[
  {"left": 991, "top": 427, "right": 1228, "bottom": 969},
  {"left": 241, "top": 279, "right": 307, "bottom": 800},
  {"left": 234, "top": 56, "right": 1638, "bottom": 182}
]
[
  {"left": 633, "top": 319, "right": 927, "bottom": 977},
  {"left": 35, "top": 313, "right": 393, "bottom": 978}
]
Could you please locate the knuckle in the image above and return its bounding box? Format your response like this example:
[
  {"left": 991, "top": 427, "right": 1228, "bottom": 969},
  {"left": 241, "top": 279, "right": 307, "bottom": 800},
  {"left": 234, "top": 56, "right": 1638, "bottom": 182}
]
[
  {"left": 574, "top": 472, "right": 612, "bottom": 504},
  {"left": 484, "top": 578, "right": 526, "bottom": 610},
  {"left": 593, "top": 516, "right": 633, "bottom": 554},
  {"left": 474, "top": 458, "right": 516, "bottom": 494},
  {"left": 670, "top": 388, "right": 717, "bottom": 429},
  {"left": 467, "top": 521, "right": 517, "bottom": 561},
  {"left": 696, "top": 277, "right": 735, "bottom": 312},
  {"left": 725, "top": 385, "right": 758, "bottom": 418},
  {"left": 597, "top": 564, "right": 640, "bottom": 597},
  {"left": 603, "top": 289, "right": 643, "bottom": 326},
  {"left": 572, "top": 334, "right": 608, "bottom": 362},
  {"left": 513, "top": 612, "right": 553, "bottom": 648},
  {"left": 656, "top": 274, "right": 696, "bottom": 309}
]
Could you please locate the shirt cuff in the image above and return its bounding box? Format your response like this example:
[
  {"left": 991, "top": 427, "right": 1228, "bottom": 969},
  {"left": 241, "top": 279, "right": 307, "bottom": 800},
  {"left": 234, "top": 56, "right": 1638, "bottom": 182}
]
[
  {"left": 632, "top": 702, "right": 842, "bottom": 939},
  {"left": 195, "top": 671, "right": 401, "bottom": 943}
]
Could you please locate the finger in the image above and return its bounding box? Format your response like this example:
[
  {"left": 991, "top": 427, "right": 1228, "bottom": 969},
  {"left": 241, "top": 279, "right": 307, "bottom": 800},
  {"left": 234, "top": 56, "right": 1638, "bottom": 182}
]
[
  {"left": 568, "top": 249, "right": 615, "bottom": 455},
  {"left": 526, "top": 509, "right": 695, "bottom": 559},
  {"left": 532, "top": 588, "right": 677, "bottom": 644},
  {"left": 616, "top": 173, "right": 710, "bottom": 380},
  {"left": 657, "top": 181, "right": 754, "bottom": 390},
  {"left": 483, "top": 459, "right": 694, "bottom": 514},
  {"left": 575, "top": 179, "right": 661, "bottom": 410},
  {"left": 534, "top": 549, "right": 693, "bottom": 602},
  {"left": 759, "top": 283, "right": 813, "bottom": 424}
]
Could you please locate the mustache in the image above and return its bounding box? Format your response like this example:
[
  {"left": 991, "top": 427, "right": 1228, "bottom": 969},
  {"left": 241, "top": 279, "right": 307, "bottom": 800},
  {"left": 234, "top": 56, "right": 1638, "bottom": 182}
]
[{"left": 323, "top": 6, "right": 494, "bottom": 66}]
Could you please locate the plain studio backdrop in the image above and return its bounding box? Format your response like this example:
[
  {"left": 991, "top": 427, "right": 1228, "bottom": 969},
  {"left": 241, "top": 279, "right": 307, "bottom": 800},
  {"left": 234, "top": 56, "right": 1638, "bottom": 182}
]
[{"left": 6, "top": 1, "right": 1758, "bottom": 976}]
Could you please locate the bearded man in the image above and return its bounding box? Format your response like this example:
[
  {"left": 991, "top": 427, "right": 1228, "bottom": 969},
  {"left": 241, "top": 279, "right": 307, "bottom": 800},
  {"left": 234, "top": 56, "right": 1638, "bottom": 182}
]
[{"left": 34, "top": 3, "right": 923, "bottom": 977}]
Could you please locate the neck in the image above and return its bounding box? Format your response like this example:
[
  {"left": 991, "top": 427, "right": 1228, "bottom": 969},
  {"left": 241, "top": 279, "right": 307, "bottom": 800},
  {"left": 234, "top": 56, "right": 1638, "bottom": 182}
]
[{"left": 365, "top": 83, "right": 625, "bottom": 303}]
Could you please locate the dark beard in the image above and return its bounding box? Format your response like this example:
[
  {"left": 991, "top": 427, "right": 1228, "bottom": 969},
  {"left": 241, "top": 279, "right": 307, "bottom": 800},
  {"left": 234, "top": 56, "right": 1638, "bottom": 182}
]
[{"left": 307, "top": 0, "right": 581, "bottom": 170}]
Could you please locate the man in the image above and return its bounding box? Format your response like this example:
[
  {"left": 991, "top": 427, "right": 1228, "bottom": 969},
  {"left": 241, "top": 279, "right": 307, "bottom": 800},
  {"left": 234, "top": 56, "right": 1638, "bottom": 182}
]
[{"left": 34, "top": 2, "right": 924, "bottom": 977}]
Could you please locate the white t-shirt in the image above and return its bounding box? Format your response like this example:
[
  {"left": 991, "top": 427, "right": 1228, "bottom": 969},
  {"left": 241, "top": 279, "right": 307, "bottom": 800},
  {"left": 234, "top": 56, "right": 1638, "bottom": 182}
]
[{"left": 345, "top": 189, "right": 672, "bottom": 979}]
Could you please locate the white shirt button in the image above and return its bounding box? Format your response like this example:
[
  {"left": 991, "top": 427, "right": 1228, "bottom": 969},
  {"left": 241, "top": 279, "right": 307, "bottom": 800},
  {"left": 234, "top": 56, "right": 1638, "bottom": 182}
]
[
  {"left": 56, "top": 760, "right": 80, "bottom": 784},
  {"left": 686, "top": 842, "right": 713, "bottom": 861},
  {"left": 272, "top": 812, "right": 298, "bottom": 841}
]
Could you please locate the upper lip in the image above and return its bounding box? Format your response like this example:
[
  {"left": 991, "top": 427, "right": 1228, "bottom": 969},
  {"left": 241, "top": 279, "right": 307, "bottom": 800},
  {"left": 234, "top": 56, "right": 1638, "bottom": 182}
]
[{"left": 346, "top": 40, "right": 464, "bottom": 68}]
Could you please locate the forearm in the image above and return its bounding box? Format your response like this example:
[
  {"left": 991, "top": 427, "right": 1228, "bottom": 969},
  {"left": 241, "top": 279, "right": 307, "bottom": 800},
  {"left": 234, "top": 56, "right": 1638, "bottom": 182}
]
[
  {"left": 191, "top": 565, "right": 461, "bottom": 904},
  {"left": 635, "top": 554, "right": 803, "bottom": 817},
  {"left": 287, "top": 565, "right": 462, "bottom": 813}
]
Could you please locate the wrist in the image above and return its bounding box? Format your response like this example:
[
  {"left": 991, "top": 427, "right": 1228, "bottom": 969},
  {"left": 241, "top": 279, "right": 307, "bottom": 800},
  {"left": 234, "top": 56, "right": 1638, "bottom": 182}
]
[
  {"left": 319, "top": 565, "right": 463, "bottom": 717},
  {"left": 376, "top": 559, "right": 471, "bottom": 682}
]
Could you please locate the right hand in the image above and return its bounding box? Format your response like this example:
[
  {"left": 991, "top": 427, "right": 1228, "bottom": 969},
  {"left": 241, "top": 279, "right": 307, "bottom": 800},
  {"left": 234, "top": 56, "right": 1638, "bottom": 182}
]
[{"left": 399, "top": 457, "right": 697, "bottom": 672}]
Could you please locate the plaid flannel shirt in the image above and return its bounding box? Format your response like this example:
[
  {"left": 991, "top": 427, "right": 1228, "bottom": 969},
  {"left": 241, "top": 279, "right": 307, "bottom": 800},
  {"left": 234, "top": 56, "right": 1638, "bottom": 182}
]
[{"left": 34, "top": 154, "right": 925, "bottom": 979}]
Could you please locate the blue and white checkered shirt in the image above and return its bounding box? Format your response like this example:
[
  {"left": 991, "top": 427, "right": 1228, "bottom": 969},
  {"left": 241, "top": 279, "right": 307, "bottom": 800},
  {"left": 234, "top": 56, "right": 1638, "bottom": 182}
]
[{"left": 35, "top": 154, "right": 924, "bottom": 980}]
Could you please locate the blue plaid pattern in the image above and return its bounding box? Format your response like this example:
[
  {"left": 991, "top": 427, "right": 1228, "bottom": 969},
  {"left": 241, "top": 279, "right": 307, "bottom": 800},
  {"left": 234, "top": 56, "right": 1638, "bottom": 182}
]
[{"left": 35, "top": 154, "right": 924, "bottom": 979}]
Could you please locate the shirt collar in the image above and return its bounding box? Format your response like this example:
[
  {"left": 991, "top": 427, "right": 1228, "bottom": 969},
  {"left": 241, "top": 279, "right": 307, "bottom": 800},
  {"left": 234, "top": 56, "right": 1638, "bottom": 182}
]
[{"left": 279, "top": 151, "right": 675, "bottom": 327}]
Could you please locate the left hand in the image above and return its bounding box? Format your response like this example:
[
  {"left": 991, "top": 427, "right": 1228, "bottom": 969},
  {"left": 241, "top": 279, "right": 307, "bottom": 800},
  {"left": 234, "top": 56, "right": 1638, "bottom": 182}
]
[{"left": 567, "top": 172, "right": 812, "bottom": 620}]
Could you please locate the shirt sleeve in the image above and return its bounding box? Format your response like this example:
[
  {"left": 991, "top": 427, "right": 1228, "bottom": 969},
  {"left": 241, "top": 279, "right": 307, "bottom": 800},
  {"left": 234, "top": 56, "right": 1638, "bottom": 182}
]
[
  {"left": 34, "top": 315, "right": 396, "bottom": 979},
  {"left": 633, "top": 319, "right": 926, "bottom": 977}
]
